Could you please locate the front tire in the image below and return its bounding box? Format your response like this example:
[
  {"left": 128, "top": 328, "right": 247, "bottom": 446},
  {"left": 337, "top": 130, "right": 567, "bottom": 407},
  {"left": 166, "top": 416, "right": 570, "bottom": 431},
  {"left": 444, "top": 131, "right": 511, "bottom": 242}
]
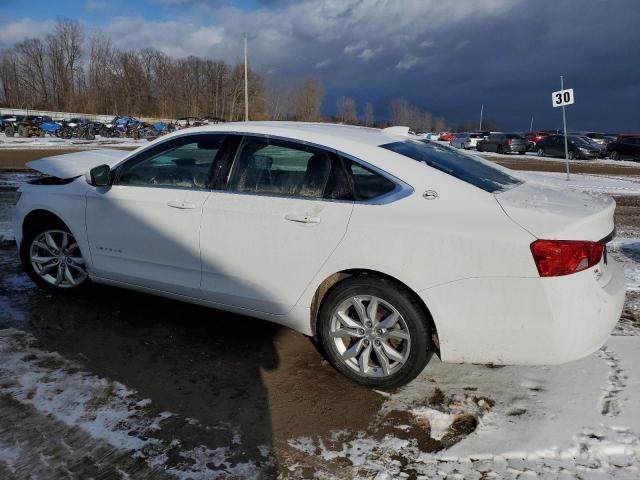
[
  {"left": 317, "top": 275, "right": 434, "bottom": 389},
  {"left": 568, "top": 150, "right": 575, "bottom": 160},
  {"left": 610, "top": 150, "right": 620, "bottom": 161},
  {"left": 537, "top": 148, "right": 545, "bottom": 157},
  {"left": 20, "top": 223, "right": 89, "bottom": 293}
]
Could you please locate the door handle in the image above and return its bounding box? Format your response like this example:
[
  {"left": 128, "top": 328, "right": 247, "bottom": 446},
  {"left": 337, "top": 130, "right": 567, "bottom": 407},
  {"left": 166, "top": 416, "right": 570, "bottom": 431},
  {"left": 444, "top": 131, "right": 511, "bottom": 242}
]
[
  {"left": 284, "top": 213, "right": 321, "bottom": 224},
  {"left": 167, "top": 200, "right": 196, "bottom": 209}
]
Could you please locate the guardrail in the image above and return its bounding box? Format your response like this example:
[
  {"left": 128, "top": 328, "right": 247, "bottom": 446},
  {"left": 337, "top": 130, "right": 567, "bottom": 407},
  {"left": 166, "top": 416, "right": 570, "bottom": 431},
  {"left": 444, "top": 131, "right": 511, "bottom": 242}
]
[{"left": 0, "top": 108, "right": 174, "bottom": 124}]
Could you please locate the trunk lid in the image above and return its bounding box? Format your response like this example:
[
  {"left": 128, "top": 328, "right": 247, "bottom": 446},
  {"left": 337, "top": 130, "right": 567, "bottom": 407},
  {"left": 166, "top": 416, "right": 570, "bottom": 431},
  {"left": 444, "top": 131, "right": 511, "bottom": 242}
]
[
  {"left": 26, "top": 149, "right": 128, "bottom": 179},
  {"left": 495, "top": 175, "right": 615, "bottom": 241}
]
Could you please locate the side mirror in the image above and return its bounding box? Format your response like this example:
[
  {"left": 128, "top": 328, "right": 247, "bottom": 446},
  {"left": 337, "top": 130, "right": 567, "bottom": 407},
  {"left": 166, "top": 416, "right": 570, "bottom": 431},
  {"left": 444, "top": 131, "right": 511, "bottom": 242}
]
[{"left": 87, "top": 164, "right": 111, "bottom": 187}]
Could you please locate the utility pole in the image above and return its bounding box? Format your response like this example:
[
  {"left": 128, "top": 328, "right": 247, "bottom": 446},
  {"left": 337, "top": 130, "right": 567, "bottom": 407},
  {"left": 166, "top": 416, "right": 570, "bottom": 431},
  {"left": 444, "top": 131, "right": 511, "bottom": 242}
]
[
  {"left": 560, "top": 75, "right": 570, "bottom": 181},
  {"left": 244, "top": 32, "right": 249, "bottom": 122},
  {"left": 479, "top": 104, "right": 483, "bottom": 131},
  {"left": 530, "top": 116, "right": 534, "bottom": 132}
]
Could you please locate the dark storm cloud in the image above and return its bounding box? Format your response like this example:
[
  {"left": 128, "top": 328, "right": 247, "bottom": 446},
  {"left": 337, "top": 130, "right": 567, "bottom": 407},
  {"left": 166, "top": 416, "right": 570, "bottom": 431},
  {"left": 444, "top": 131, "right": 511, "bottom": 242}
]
[
  {"left": 306, "top": 0, "right": 640, "bottom": 131},
  {"left": 2, "top": 0, "right": 638, "bottom": 130}
]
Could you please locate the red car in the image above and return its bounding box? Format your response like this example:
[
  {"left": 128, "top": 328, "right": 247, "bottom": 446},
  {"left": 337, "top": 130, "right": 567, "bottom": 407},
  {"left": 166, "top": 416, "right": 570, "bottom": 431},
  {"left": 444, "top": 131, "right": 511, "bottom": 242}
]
[
  {"left": 439, "top": 132, "right": 455, "bottom": 142},
  {"left": 525, "top": 131, "right": 551, "bottom": 150},
  {"left": 617, "top": 133, "right": 640, "bottom": 141}
]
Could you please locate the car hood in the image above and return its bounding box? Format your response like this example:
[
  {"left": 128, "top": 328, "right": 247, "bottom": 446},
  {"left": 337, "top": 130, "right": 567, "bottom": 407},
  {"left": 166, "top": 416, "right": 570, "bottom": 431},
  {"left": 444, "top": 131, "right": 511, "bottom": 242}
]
[
  {"left": 495, "top": 176, "right": 615, "bottom": 241},
  {"left": 26, "top": 149, "right": 128, "bottom": 179}
]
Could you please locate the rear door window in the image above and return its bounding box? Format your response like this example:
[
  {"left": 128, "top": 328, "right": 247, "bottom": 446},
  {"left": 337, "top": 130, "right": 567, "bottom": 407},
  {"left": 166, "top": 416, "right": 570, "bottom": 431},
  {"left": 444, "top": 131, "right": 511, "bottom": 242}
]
[
  {"left": 227, "top": 137, "right": 333, "bottom": 199},
  {"left": 380, "top": 140, "right": 521, "bottom": 193}
]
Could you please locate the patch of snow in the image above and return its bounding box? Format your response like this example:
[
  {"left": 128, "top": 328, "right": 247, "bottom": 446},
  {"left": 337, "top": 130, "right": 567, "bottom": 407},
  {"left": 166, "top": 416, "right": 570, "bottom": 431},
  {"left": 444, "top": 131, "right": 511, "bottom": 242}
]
[
  {"left": 0, "top": 135, "right": 144, "bottom": 149},
  {"left": 609, "top": 237, "right": 640, "bottom": 292},
  {"left": 0, "top": 329, "right": 275, "bottom": 478},
  {"left": 287, "top": 338, "right": 640, "bottom": 478},
  {"left": 518, "top": 171, "right": 640, "bottom": 196},
  {"left": 0, "top": 223, "right": 13, "bottom": 243}
]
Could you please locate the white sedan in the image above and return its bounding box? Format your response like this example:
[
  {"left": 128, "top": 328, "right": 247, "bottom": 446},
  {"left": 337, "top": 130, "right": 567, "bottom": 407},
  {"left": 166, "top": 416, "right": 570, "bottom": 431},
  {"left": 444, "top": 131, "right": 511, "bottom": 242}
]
[
  {"left": 13, "top": 122, "right": 625, "bottom": 388},
  {"left": 450, "top": 132, "right": 483, "bottom": 150}
]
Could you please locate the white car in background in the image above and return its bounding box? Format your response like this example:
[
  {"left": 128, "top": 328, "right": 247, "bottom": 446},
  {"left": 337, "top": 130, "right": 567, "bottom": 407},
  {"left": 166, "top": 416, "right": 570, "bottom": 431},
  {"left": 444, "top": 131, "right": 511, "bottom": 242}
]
[
  {"left": 450, "top": 132, "right": 483, "bottom": 150},
  {"left": 13, "top": 122, "right": 625, "bottom": 388}
]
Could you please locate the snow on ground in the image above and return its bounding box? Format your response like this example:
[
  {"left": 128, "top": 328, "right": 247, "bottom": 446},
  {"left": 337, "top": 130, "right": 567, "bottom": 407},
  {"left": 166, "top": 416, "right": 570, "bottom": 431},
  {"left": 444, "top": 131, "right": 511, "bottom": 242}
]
[
  {"left": 518, "top": 171, "right": 640, "bottom": 196},
  {"left": 284, "top": 338, "right": 640, "bottom": 479},
  {"left": 471, "top": 147, "right": 640, "bottom": 168},
  {"left": 0, "top": 329, "right": 276, "bottom": 478},
  {"left": 0, "top": 135, "right": 146, "bottom": 149}
]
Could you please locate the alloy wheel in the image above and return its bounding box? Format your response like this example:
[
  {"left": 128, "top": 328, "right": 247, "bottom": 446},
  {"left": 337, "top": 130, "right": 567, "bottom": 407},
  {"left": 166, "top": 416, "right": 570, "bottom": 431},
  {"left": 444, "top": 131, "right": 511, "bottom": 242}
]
[
  {"left": 29, "top": 230, "right": 87, "bottom": 288},
  {"left": 329, "top": 295, "right": 411, "bottom": 378}
]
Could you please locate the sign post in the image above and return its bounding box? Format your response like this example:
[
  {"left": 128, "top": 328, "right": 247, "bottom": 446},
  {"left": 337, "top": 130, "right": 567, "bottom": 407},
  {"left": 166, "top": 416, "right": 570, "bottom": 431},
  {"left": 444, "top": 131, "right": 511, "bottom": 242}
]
[{"left": 551, "top": 77, "right": 574, "bottom": 181}]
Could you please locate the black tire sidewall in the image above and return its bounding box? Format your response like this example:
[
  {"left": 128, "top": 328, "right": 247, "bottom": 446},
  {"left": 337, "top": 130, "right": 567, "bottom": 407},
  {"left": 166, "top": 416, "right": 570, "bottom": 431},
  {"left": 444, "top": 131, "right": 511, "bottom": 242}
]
[
  {"left": 20, "top": 223, "right": 90, "bottom": 294},
  {"left": 317, "top": 275, "right": 433, "bottom": 389}
]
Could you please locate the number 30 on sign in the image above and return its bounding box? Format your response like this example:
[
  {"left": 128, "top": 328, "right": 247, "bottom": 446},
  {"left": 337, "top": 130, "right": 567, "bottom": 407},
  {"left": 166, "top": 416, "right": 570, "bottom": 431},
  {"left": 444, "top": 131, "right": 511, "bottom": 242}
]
[{"left": 552, "top": 88, "right": 574, "bottom": 108}]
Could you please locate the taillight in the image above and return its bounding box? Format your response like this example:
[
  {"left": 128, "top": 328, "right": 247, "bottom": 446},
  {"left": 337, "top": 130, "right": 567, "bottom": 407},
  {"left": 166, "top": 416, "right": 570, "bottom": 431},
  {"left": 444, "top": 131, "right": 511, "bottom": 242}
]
[
  {"left": 507, "top": 138, "right": 512, "bottom": 145},
  {"left": 530, "top": 240, "right": 604, "bottom": 277}
]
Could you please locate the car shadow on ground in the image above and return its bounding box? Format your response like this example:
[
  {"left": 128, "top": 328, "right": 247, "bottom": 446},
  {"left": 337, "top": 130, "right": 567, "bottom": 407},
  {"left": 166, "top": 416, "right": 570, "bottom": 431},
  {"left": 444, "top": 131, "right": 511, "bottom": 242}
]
[{"left": 0, "top": 241, "right": 386, "bottom": 476}]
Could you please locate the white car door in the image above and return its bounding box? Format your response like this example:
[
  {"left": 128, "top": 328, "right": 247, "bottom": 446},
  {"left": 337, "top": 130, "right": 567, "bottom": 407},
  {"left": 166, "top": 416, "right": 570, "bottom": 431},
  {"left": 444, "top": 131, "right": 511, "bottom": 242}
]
[
  {"left": 200, "top": 135, "right": 355, "bottom": 315},
  {"left": 85, "top": 134, "right": 227, "bottom": 297}
]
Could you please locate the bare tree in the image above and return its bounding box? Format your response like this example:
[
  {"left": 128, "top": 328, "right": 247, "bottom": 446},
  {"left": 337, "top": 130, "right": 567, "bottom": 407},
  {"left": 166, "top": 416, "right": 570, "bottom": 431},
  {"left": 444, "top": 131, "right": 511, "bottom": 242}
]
[
  {"left": 336, "top": 96, "right": 357, "bottom": 124},
  {"left": 294, "top": 77, "right": 324, "bottom": 121},
  {"left": 363, "top": 102, "right": 374, "bottom": 127},
  {"left": 434, "top": 116, "right": 446, "bottom": 133},
  {"left": 47, "top": 19, "right": 84, "bottom": 110},
  {"left": 389, "top": 98, "right": 411, "bottom": 126},
  {"left": 15, "top": 38, "right": 50, "bottom": 108}
]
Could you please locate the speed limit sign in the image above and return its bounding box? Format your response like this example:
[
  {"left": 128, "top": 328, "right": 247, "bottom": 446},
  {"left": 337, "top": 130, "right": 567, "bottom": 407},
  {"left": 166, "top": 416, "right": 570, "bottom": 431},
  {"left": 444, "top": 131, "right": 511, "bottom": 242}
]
[{"left": 552, "top": 88, "right": 574, "bottom": 107}]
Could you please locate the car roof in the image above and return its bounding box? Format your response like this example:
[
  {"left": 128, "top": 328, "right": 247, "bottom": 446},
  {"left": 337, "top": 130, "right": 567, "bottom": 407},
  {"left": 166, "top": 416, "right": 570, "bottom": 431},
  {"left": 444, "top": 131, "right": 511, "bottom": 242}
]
[{"left": 175, "top": 121, "right": 412, "bottom": 149}]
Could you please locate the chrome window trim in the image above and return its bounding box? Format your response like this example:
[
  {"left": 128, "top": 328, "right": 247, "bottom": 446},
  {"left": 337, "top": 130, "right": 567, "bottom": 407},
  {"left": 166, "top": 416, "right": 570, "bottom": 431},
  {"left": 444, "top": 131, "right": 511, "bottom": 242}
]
[
  {"left": 224, "top": 132, "right": 413, "bottom": 205},
  {"left": 111, "top": 130, "right": 414, "bottom": 204}
]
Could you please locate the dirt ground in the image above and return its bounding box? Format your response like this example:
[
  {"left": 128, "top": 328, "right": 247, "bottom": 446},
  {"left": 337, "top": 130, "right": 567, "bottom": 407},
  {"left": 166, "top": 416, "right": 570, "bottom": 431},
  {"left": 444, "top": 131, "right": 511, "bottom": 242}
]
[
  {"left": 0, "top": 149, "right": 639, "bottom": 478},
  {"left": 0, "top": 148, "right": 134, "bottom": 170}
]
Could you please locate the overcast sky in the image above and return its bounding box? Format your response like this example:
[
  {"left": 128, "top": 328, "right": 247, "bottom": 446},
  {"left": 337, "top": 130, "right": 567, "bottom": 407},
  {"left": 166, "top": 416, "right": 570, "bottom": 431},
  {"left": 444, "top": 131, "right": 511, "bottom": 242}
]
[{"left": 2, "top": 0, "right": 639, "bottom": 131}]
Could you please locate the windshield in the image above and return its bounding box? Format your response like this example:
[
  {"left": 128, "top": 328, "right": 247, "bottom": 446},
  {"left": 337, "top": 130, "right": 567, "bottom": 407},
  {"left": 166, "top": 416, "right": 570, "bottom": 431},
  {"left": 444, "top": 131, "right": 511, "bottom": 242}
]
[{"left": 381, "top": 139, "right": 522, "bottom": 193}]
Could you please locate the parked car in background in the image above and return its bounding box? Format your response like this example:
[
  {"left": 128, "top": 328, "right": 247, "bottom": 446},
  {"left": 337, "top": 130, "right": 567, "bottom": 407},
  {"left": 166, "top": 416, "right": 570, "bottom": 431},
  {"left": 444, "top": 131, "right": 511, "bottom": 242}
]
[
  {"left": 8, "top": 115, "right": 53, "bottom": 138},
  {"left": 13, "top": 122, "right": 625, "bottom": 388},
  {"left": 450, "top": 132, "right": 483, "bottom": 150},
  {"left": 477, "top": 133, "right": 527, "bottom": 154},
  {"left": 525, "top": 131, "right": 551, "bottom": 151},
  {"left": 535, "top": 135, "right": 600, "bottom": 160},
  {"left": 0, "top": 114, "right": 23, "bottom": 133},
  {"left": 607, "top": 137, "right": 640, "bottom": 161},
  {"left": 574, "top": 135, "right": 607, "bottom": 158},
  {"left": 439, "top": 132, "right": 455, "bottom": 142},
  {"left": 569, "top": 132, "right": 612, "bottom": 145},
  {"left": 616, "top": 133, "right": 640, "bottom": 141}
]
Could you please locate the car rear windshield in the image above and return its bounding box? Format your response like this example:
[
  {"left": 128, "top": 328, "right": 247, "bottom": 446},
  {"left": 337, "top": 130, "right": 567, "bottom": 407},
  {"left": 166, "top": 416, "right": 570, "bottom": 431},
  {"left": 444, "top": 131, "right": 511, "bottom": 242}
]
[
  {"left": 505, "top": 134, "right": 524, "bottom": 139},
  {"left": 380, "top": 139, "right": 522, "bottom": 193}
]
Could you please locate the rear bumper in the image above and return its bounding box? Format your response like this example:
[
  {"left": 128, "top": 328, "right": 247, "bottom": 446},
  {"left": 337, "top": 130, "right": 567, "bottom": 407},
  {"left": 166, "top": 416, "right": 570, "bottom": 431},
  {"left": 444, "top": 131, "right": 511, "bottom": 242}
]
[
  {"left": 419, "top": 257, "right": 626, "bottom": 365},
  {"left": 507, "top": 145, "right": 528, "bottom": 153}
]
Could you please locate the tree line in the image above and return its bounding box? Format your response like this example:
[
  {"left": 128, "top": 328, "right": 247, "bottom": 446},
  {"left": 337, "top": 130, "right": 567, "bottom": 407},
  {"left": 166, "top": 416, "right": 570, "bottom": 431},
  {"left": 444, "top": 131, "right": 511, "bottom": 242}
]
[{"left": 0, "top": 19, "right": 465, "bottom": 131}]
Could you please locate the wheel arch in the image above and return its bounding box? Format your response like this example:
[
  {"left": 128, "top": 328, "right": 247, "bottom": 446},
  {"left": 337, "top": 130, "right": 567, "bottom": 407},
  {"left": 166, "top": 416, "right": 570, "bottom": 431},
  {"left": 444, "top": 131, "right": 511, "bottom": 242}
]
[
  {"left": 310, "top": 268, "right": 441, "bottom": 356},
  {"left": 22, "top": 209, "right": 69, "bottom": 236}
]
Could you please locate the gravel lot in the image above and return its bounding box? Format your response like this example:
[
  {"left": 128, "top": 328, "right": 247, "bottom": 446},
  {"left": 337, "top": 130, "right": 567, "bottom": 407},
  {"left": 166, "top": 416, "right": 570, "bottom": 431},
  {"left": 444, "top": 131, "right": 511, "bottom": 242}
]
[{"left": 1, "top": 149, "right": 639, "bottom": 478}]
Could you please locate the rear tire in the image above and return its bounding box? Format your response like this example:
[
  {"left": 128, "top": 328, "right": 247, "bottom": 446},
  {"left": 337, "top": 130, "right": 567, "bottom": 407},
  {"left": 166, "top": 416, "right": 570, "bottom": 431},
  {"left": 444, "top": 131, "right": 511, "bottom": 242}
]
[
  {"left": 497, "top": 145, "right": 503, "bottom": 155},
  {"left": 5, "top": 125, "right": 14, "bottom": 137},
  {"left": 317, "top": 275, "right": 434, "bottom": 389},
  {"left": 20, "top": 221, "right": 90, "bottom": 294},
  {"left": 568, "top": 150, "right": 575, "bottom": 160},
  {"left": 518, "top": 151, "right": 526, "bottom": 155},
  {"left": 610, "top": 151, "right": 620, "bottom": 161},
  {"left": 537, "top": 148, "right": 545, "bottom": 157}
]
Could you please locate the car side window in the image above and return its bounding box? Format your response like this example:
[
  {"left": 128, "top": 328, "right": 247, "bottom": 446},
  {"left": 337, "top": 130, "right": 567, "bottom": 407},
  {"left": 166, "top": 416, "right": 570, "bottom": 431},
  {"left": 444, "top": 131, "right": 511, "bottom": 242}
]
[
  {"left": 344, "top": 159, "right": 396, "bottom": 200},
  {"left": 116, "top": 134, "right": 226, "bottom": 189},
  {"left": 227, "top": 137, "right": 333, "bottom": 199}
]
